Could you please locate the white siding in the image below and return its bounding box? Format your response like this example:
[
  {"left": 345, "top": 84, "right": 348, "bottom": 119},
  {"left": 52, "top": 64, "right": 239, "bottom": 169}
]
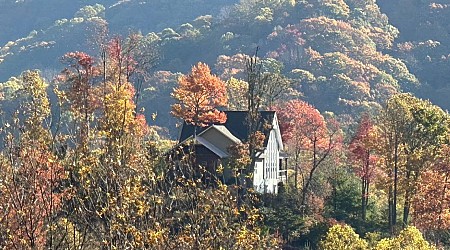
[
  {"left": 253, "top": 159, "right": 264, "bottom": 193},
  {"left": 253, "top": 129, "right": 280, "bottom": 193}
]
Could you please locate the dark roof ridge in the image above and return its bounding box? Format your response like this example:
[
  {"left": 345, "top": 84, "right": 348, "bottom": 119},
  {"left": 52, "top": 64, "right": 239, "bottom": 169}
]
[{"left": 178, "top": 110, "right": 277, "bottom": 143}]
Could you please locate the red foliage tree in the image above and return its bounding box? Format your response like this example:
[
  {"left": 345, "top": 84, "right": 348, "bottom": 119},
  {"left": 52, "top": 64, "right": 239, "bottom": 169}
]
[
  {"left": 59, "top": 51, "right": 101, "bottom": 149},
  {"left": 348, "top": 114, "right": 378, "bottom": 221},
  {"left": 275, "top": 100, "right": 341, "bottom": 213}
]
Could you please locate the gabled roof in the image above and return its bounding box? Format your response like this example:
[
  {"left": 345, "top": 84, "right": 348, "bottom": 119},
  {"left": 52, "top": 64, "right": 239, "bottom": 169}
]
[
  {"left": 197, "top": 125, "right": 241, "bottom": 144},
  {"left": 194, "top": 125, "right": 241, "bottom": 158},
  {"left": 195, "top": 136, "right": 230, "bottom": 158},
  {"left": 178, "top": 111, "right": 277, "bottom": 145}
]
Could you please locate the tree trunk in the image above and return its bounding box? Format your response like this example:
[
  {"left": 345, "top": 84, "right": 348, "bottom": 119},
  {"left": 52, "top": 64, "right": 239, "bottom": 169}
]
[
  {"left": 403, "top": 170, "right": 412, "bottom": 227},
  {"left": 388, "top": 186, "right": 394, "bottom": 235},
  {"left": 294, "top": 152, "right": 299, "bottom": 191},
  {"left": 403, "top": 198, "right": 410, "bottom": 227},
  {"left": 301, "top": 175, "right": 312, "bottom": 215},
  {"left": 361, "top": 150, "right": 370, "bottom": 222},
  {"left": 301, "top": 139, "right": 317, "bottom": 214},
  {"left": 361, "top": 179, "right": 367, "bottom": 222},
  {"left": 365, "top": 181, "right": 369, "bottom": 221},
  {"left": 393, "top": 135, "right": 399, "bottom": 226}
]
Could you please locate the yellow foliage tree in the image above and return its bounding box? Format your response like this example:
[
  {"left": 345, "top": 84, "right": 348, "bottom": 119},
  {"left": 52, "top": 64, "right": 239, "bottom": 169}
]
[
  {"left": 375, "top": 226, "right": 436, "bottom": 250},
  {"left": 319, "top": 224, "right": 368, "bottom": 250}
]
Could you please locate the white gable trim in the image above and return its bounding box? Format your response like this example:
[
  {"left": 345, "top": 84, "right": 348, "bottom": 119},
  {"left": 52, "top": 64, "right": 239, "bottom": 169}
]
[
  {"left": 197, "top": 125, "right": 241, "bottom": 144},
  {"left": 272, "top": 113, "right": 284, "bottom": 151},
  {"left": 195, "top": 136, "right": 230, "bottom": 158}
]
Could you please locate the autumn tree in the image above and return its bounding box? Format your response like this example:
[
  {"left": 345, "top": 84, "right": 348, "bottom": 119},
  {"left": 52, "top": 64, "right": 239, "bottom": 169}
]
[
  {"left": 54, "top": 36, "right": 159, "bottom": 248},
  {"left": 244, "top": 51, "right": 270, "bottom": 194},
  {"left": 274, "top": 100, "right": 307, "bottom": 191},
  {"left": 374, "top": 95, "right": 407, "bottom": 233},
  {"left": 226, "top": 77, "right": 248, "bottom": 110},
  {"left": 319, "top": 224, "right": 368, "bottom": 250},
  {"left": 275, "top": 100, "right": 341, "bottom": 213},
  {"left": 58, "top": 51, "right": 101, "bottom": 150},
  {"left": 320, "top": 225, "right": 436, "bottom": 250},
  {"left": 375, "top": 93, "right": 449, "bottom": 232},
  {"left": 171, "top": 62, "right": 228, "bottom": 127},
  {"left": 399, "top": 95, "right": 449, "bottom": 227},
  {"left": 413, "top": 144, "right": 450, "bottom": 242},
  {"left": 0, "top": 71, "right": 65, "bottom": 249},
  {"left": 375, "top": 226, "right": 436, "bottom": 250},
  {"left": 348, "top": 114, "right": 377, "bottom": 221},
  {"left": 95, "top": 40, "right": 153, "bottom": 249}
]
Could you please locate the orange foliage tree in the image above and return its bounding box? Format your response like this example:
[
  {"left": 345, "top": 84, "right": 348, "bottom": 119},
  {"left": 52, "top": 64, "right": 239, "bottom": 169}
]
[
  {"left": 0, "top": 144, "right": 65, "bottom": 249},
  {"left": 0, "top": 71, "right": 65, "bottom": 249},
  {"left": 413, "top": 144, "right": 450, "bottom": 233},
  {"left": 171, "top": 62, "right": 228, "bottom": 127}
]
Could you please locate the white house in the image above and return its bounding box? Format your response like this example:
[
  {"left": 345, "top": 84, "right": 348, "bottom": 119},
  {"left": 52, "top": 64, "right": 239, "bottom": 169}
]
[{"left": 178, "top": 111, "right": 287, "bottom": 194}]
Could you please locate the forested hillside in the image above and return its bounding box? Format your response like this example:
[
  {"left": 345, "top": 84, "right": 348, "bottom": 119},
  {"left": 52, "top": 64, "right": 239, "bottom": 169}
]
[
  {"left": 378, "top": 0, "right": 450, "bottom": 110},
  {"left": 0, "top": 0, "right": 425, "bottom": 132},
  {"left": 0, "top": 0, "right": 449, "bottom": 249}
]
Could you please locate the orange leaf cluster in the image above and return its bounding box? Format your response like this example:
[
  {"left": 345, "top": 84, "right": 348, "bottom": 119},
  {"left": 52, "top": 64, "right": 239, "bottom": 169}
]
[
  {"left": 413, "top": 145, "right": 450, "bottom": 231},
  {"left": 171, "top": 62, "right": 228, "bottom": 127},
  {"left": 1, "top": 144, "right": 65, "bottom": 249}
]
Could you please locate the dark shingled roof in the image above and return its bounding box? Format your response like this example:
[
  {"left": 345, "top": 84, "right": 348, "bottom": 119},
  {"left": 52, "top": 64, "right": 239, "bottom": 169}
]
[{"left": 178, "top": 111, "right": 276, "bottom": 144}]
